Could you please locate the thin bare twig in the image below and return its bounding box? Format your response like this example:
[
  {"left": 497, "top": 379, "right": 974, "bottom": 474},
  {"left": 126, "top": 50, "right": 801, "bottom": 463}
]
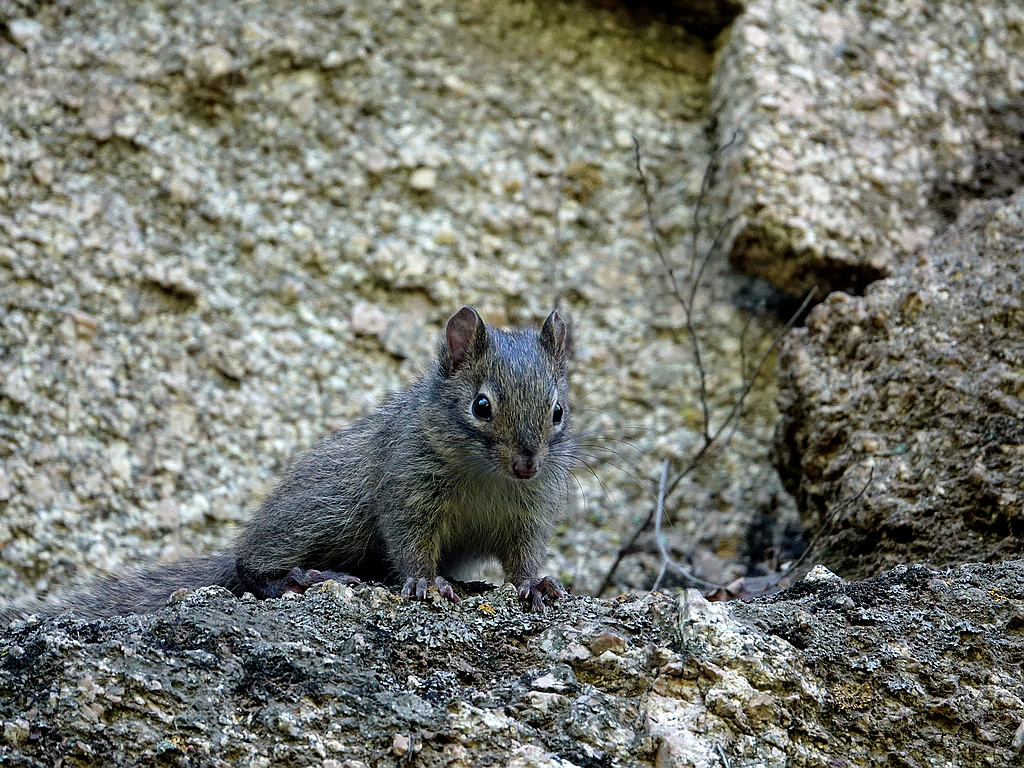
[
  {"left": 706, "top": 288, "right": 816, "bottom": 464},
  {"left": 738, "top": 307, "right": 755, "bottom": 386},
  {"left": 633, "top": 135, "right": 689, "bottom": 312},
  {"left": 650, "top": 460, "right": 671, "bottom": 592},
  {"left": 688, "top": 128, "right": 741, "bottom": 294},
  {"left": 652, "top": 458, "right": 721, "bottom": 590},
  {"left": 633, "top": 135, "right": 710, "bottom": 441},
  {"left": 595, "top": 287, "right": 813, "bottom": 596},
  {"left": 596, "top": 133, "right": 815, "bottom": 598}
]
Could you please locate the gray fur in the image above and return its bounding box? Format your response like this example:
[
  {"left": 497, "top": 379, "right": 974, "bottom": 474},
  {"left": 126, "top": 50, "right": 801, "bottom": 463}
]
[
  {"left": 2, "top": 307, "right": 573, "bottom": 622},
  {"left": 0, "top": 556, "right": 237, "bottom": 624},
  {"left": 235, "top": 306, "right": 573, "bottom": 592}
]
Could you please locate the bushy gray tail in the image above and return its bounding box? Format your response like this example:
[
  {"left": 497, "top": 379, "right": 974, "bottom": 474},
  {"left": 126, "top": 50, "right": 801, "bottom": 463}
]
[{"left": 0, "top": 554, "right": 237, "bottom": 626}]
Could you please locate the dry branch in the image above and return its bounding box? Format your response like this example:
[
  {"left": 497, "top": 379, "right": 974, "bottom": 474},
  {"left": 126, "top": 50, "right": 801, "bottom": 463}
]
[{"left": 596, "top": 134, "right": 819, "bottom": 597}]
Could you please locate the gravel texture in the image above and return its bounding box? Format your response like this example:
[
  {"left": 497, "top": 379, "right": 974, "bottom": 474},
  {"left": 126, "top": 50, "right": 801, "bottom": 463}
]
[
  {"left": 0, "top": 0, "right": 791, "bottom": 610},
  {"left": 774, "top": 192, "right": 1024, "bottom": 580},
  {"left": 710, "top": 0, "right": 1024, "bottom": 297},
  {"left": 2, "top": 562, "right": 1022, "bottom": 766}
]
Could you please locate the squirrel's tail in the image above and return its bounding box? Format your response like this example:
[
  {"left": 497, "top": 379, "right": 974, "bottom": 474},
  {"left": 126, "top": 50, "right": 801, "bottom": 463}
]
[{"left": 1, "top": 554, "right": 238, "bottom": 625}]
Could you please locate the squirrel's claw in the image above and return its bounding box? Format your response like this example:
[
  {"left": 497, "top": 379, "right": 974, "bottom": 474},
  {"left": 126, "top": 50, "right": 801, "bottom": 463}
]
[
  {"left": 517, "top": 576, "right": 566, "bottom": 613},
  {"left": 401, "top": 576, "right": 460, "bottom": 604},
  {"left": 401, "top": 577, "right": 426, "bottom": 600}
]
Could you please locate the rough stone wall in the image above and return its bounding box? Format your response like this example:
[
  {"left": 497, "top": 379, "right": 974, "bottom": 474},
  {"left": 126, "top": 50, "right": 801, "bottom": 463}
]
[
  {"left": 709, "top": 0, "right": 1024, "bottom": 581},
  {"left": 711, "top": 0, "right": 1024, "bottom": 297},
  {"left": 3, "top": 0, "right": 1024, "bottom": 764},
  {"left": 774, "top": 193, "right": 1024, "bottom": 578},
  {"left": 0, "top": 0, "right": 785, "bottom": 603}
]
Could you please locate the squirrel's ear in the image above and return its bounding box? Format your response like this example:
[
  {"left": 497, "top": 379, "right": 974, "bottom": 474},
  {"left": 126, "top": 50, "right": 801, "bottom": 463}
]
[
  {"left": 540, "top": 309, "right": 569, "bottom": 364},
  {"left": 445, "top": 306, "right": 487, "bottom": 374}
]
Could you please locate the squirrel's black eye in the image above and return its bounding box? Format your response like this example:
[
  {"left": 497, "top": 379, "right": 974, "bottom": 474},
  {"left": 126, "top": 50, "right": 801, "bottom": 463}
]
[
  {"left": 552, "top": 402, "right": 563, "bottom": 424},
  {"left": 472, "top": 393, "right": 493, "bottom": 421}
]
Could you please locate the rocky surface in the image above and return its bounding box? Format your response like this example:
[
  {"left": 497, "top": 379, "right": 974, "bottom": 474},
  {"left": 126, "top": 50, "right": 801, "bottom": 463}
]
[
  {"left": 710, "top": 0, "right": 1024, "bottom": 297},
  {"left": 2, "top": 0, "right": 1023, "bottom": 763},
  {"left": 2, "top": 561, "right": 1022, "bottom": 766},
  {"left": 775, "top": 192, "right": 1024, "bottom": 580},
  {"left": 0, "top": 0, "right": 792, "bottom": 607}
]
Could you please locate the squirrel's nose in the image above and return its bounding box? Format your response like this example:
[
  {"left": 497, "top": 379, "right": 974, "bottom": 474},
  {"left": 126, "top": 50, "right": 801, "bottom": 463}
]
[{"left": 511, "top": 453, "right": 538, "bottom": 479}]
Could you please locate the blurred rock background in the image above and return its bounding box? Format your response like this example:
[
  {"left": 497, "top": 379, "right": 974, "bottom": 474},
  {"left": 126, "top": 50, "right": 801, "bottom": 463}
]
[
  {"left": 0, "top": 0, "right": 791, "bottom": 606},
  {"left": 2, "top": 0, "right": 1021, "bottom": 607}
]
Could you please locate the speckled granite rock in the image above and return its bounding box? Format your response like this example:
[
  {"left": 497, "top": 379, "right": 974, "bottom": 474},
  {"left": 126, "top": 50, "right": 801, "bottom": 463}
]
[
  {"left": 0, "top": 0, "right": 790, "bottom": 606},
  {"left": 711, "top": 0, "right": 1024, "bottom": 297},
  {"left": 731, "top": 561, "right": 1024, "bottom": 767},
  {"left": 2, "top": 562, "right": 1021, "bottom": 766},
  {"left": 775, "top": 193, "right": 1024, "bottom": 579}
]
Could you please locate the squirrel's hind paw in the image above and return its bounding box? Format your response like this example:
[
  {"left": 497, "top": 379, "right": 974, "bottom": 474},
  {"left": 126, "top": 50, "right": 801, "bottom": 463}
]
[
  {"left": 401, "top": 576, "right": 460, "bottom": 604},
  {"left": 281, "top": 567, "right": 360, "bottom": 594},
  {"left": 518, "top": 576, "right": 566, "bottom": 613},
  {"left": 306, "top": 569, "right": 361, "bottom": 586}
]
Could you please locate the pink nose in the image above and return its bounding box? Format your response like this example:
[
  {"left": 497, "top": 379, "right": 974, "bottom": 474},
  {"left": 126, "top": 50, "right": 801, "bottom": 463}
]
[{"left": 512, "top": 456, "right": 537, "bottom": 479}]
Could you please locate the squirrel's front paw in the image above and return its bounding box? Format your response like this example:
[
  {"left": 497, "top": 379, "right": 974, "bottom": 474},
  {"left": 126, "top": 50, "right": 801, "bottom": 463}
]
[
  {"left": 281, "top": 567, "right": 360, "bottom": 594},
  {"left": 401, "top": 576, "right": 460, "bottom": 603},
  {"left": 517, "top": 576, "right": 565, "bottom": 613}
]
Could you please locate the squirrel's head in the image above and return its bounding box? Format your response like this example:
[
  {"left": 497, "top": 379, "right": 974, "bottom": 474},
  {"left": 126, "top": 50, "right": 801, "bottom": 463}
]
[{"left": 435, "top": 306, "right": 572, "bottom": 482}]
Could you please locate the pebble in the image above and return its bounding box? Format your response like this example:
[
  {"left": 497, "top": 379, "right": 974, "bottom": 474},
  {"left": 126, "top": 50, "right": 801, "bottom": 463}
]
[
  {"left": 291, "top": 222, "right": 314, "bottom": 240},
  {"left": 364, "top": 149, "right": 389, "bottom": 176},
  {"left": 531, "top": 673, "right": 569, "bottom": 692},
  {"left": 188, "top": 45, "right": 234, "bottom": 85},
  {"left": 30, "top": 158, "right": 54, "bottom": 186},
  {"left": 71, "top": 311, "right": 99, "bottom": 338},
  {"left": 433, "top": 228, "right": 457, "bottom": 246},
  {"left": 113, "top": 113, "right": 141, "bottom": 141},
  {"left": 803, "top": 565, "right": 843, "bottom": 583},
  {"left": 409, "top": 167, "right": 437, "bottom": 191},
  {"left": 585, "top": 631, "right": 628, "bottom": 656},
  {"left": 167, "top": 173, "right": 198, "bottom": 206},
  {"left": 2, "top": 370, "right": 32, "bottom": 405},
  {"left": 7, "top": 19, "right": 43, "bottom": 47},
  {"left": 209, "top": 341, "right": 248, "bottom": 381},
  {"left": 442, "top": 74, "right": 469, "bottom": 96},
  {"left": 345, "top": 235, "right": 372, "bottom": 259},
  {"left": 1, "top": 719, "right": 30, "bottom": 747},
  {"left": 401, "top": 250, "right": 428, "bottom": 278},
  {"left": 391, "top": 734, "right": 411, "bottom": 756},
  {"left": 350, "top": 301, "right": 390, "bottom": 338},
  {"left": 23, "top": 473, "right": 54, "bottom": 508},
  {"left": 321, "top": 50, "right": 348, "bottom": 69}
]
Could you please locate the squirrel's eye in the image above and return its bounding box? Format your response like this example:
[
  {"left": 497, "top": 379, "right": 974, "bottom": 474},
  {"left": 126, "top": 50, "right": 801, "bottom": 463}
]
[
  {"left": 472, "top": 393, "right": 493, "bottom": 421},
  {"left": 552, "top": 402, "right": 563, "bottom": 424}
]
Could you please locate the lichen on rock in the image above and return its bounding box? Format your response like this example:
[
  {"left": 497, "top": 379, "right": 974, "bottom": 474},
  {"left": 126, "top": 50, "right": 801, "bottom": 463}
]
[{"left": 3, "top": 562, "right": 1022, "bottom": 766}]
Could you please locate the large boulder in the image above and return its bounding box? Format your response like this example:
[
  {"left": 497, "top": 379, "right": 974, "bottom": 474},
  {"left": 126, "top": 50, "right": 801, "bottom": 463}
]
[
  {"left": 711, "top": 0, "right": 1024, "bottom": 297},
  {"left": 775, "top": 193, "right": 1024, "bottom": 579}
]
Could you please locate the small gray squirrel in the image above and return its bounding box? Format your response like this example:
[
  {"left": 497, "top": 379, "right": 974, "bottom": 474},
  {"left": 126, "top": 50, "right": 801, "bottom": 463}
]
[{"left": 2, "top": 306, "right": 572, "bottom": 621}]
